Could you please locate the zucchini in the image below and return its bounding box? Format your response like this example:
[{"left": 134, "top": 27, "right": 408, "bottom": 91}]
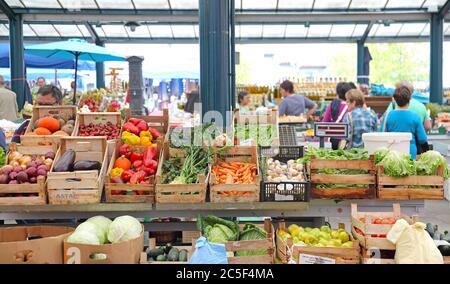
[
  {"left": 156, "top": 254, "right": 167, "bottom": 261},
  {"left": 178, "top": 249, "right": 188, "bottom": 262},
  {"left": 146, "top": 247, "right": 164, "bottom": 259},
  {"left": 167, "top": 247, "right": 179, "bottom": 261}
]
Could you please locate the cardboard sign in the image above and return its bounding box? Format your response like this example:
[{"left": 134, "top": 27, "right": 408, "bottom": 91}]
[{"left": 299, "top": 253, "right": 336, "bottom": 264}]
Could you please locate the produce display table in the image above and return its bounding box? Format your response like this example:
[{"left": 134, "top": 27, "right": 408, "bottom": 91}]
[{"left": 0, "top": 200, "right": 423, "bottom": 220}]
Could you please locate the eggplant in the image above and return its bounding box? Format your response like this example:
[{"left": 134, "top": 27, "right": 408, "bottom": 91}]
[
  {"left": 53, "top": 150, "right": 76, "bottom": 172},
  {"left": 73, "top": 160, "right": 102, "bottom": 172}
]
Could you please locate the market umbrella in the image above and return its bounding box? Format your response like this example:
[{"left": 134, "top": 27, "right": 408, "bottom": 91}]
[{"left": 25, "top": 39, "right": 126, "bottom": 104}]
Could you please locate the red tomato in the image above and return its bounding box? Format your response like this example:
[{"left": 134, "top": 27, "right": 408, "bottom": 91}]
[
  {"left": 379, "top": 234, "right": 387, "bottom": 238},
  {"left": 373, "top": 218, "right": 382, "bottom": 224},
  {"left": 111, "top": 190, "right": 121, "bottom": 195},
  {"left": 381, "top": 218, "right": 391, "bottom": 224}
]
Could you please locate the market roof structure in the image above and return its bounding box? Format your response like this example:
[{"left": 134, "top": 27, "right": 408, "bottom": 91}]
[{"left": 0, "top": 0, "right": 449, "bottom": 43}]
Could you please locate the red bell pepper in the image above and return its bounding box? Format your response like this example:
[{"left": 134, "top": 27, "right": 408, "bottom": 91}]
[
  {"left": 119, "top": 144, "right": 132, "bottom": 159},
  {"left": 130, "top": 151, "right": 144, "bottom": 163},
  {"left": 143, "top": 146, "right": 157, "bottom": 165},
  {"left": 136, "top": 120, "right": 149, "bottom": 132},
  {"left": 130, "top": 170, "right": 146, "bottom": 184},
  {"left": 142, "top": 166, "right": 155, "bottom": 176},
  {"left": 133, "top": 160, "right": 143, "bottom": 170},
  {"left": 122, "top": 122, "right": 140, "bottom": 135},
  {"left": 128, "top": 118, "right": 143, "bottom": 126},
  {"left": 148, "top": 128, "right": 161, "bottom": 139},
  {"left": 121, "top": 169, "right": 134, "bottom": 182}
]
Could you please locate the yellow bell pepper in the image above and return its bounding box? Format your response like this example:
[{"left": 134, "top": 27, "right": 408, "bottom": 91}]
[
  {"left": 122, "top": 132, "right": 141, "bottom": 145},
  {"left": 140, "top": 136, "right": 152, "bottom": 146},
  {"left": 111, "top": 167, "right": 124, "bottom": 177},
  {"left": 139, "top": 130, "right": 152, "bottom": 140},
  {"left": 122, "top": 131, "right": 132, "bottom": 138}
]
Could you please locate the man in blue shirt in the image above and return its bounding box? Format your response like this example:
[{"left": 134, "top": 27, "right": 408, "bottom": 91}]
[
  {"left": 278, "top": 80, "right": 317, "bottom": 117},
  {"left": 343, "top": 89, "right": 378, "bottom": 148},
  {"left": 380, "top": 86, "right": 427, "bottom": 160}
]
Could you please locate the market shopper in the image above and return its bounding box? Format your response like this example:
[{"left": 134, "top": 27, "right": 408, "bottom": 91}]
[
  {"left": 359, "top": 84, "right": 370, "bottom": 96},
  {"left": 35, "top": 85, "right": 63, "bottom": 106},
  {"left": 184, "top": 90, "right": 200, "bottom": 114},
  {"left": 236, "top": 91, "right": 251, "bottom": 114},
  {"left": 343, "top": 89, "right": 378, "bottom": 149},
  {"left": 0, "top": 75, "right": 19, "bottom": 121},
  {"left": 322, "top": 82, "right": 355, "bottom": 150},
  {"left": 383, "top": 80, "right": 432, "bottom": 131},
  {"left": 380, "top": 86, "right": 428, "bottom": 160},
  {"left": 278, "top": 80, "right": 317, "bottom": 117}
]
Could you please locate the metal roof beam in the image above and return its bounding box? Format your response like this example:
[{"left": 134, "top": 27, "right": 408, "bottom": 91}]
[
  {"left": 360, "top": 21, "right": 374, "bottom": 43},
  {"left": 84, "top": 22, "right": 102, "bottom": 44},
  {"left": 439, "top": 0, "right": 450, "bottom": 18},
  {"left": 0, "top": 0, "right": 15, "bottom": 19}
]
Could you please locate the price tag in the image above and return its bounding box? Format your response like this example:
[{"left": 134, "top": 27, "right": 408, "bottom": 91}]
[
  {"left": 299, "top": 254, "right": 336, "bottom": 264},
  {"left": 275, "top": 193, "right": 294, "bottom": 201}
]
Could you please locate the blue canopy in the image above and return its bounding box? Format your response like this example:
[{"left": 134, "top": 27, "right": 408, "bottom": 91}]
[{"left": 0, "top": 44, "right": 94, "bottom": 70}]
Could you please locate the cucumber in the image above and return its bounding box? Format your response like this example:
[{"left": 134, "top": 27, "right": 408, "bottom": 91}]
[
  {"left": 164, "top": 243, "right": 173, "bottom": 254},
  {"left": 156, "top": 254, "right": 167, "bottom": 261},
  {"left": 178, "top": 249, "right": 188, "bottom": 262},
  {"left": 167, "top": 247, "right": 179, "bottom": 261}
]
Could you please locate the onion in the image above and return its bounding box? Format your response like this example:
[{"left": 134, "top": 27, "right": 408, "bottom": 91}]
[
  {"left": 44, "top": 158, "right": 53, "bottom": 168},
  {"left": 19, "top": 155, "right": 32, "bottom": 166},
  {"left": 8, "top": 151, "right": 22, "bottom": 162}
]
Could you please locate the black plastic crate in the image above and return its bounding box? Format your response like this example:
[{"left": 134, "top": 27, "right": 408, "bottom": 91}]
[
  {"left": 260, "top": 178, "right": 310, "bottom": 202},
  {"left": 259, "top": 146, "right": 304, "bottom": 163}
]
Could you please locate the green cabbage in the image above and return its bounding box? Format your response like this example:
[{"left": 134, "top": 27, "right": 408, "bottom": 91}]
[
  {"left": 236, "top": 224, "right": 267, "bottom": 257},
  {"left": 208, "top": 225, "right": 232, "bottom": 243},
  {"left": 67, "top": 230, "right": 100, "bottom": 245},
  {"left": 75, "top": 222, "right": 106, "bottom": 244},
  {"left": 379, "top": 151, "right": 416, "bottom": 177},
  {"left": 197, "top": 215, "right": 240, "bottom": 242},
  {"left": 85, "top": 216, "right": 112, "bottom": 244},
  {"left": 416, "top": 151, "right": 449, "bottom": 179},
  {"left": 107, "top": 216, "right": 142, "bottom": 243}
]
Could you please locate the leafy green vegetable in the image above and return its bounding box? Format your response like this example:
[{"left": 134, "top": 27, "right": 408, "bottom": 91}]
[
  {"left": 169, "top": 146, "right": 213, "bottom": 184},
  {"left": 374, "top": 147, "right": 390, "bottom": 165},
  {"left": 197, "top": 215, "right": 240, "bottom": 242},
  {"left": 208, "top": 225, "right": 234, "bottom": 243},
  {"left": 236, "top": 224, "right": 267, "bottom": 257},
  {"left": 235, "top": 124, "right": 276, "bottom": 147},
  {"left": 161, "top": 157, "right": 182, "bottom": 184},
  {"left": 0, "top": 147, "right": 5, "bottom": 166},
  {"left": 379, "top": 151, "right": 416, "bottom": 177},
  {"left": 300, "top": 147, "right": 369, "bottom": 164},
  {"left": 415, "top": 150, "right": 449, "bottom": 179}
]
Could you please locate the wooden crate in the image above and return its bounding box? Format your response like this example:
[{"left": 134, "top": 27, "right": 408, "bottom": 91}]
[
  {"left": 377, "top": 165, "right": 444, "bottom": 200},
  {"left": 310, "top": 157, "right": 376, "bottom": 199},
  {"left": 182, "top": 231, "right": 201, "bottom": 244},
  {"left": 73, "top": 112, "right": 122, "bottom": 138},
  {"left": 444, "top": 256, "right": 450, "bottom": 264},
  {"left": 47, "top": 137, "right": 108, "bottom": 205},
  {"left": 361, "top": 247, "right": 395, "bottom": 264},
  {"left": 104, "top": 142, "right": 160, "bottom": 203},
  {"left": 210, "top": 146, "right": 260, "bottom": 203},
  {"left": 234, "top": 109, "right": 278, "bottom": 125},
  {"left": 276, "top": 222, "right": 360, "bottom": 264},
  {"left": 126, "top": 108, "right": 169, "bottom": 135},
  {"left": 155, "top": 143, "right": 208, "bottom": 203},
  {"left": 0, "top": 143, "right": 58, "bottom": 205},
  {"left": 139, "top": 238, "right": 192, "bottom": 264},
  {"left": 21, "top": 105, "right": 77, "bottom": 146}
]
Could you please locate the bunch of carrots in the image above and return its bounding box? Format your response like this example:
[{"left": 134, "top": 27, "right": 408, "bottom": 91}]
[{"left": 212, "top": 162, "right": 257, "bottom": 196}]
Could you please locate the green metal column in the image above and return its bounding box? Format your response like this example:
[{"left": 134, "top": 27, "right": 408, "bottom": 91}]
[
  {"left": 430, "top": 13, "right": 444, "bottom": 104},
  {"left": 199, "top": 0, "right": 234, "bottom": 127},
  {"left": 9, "top": 14, "right": 25, "bottom": 110},
  {"left": 356, "top": 40, "right": 365, "bottom": 84},
  {"left": 96, "top": 41, "right": 106, "bottom": 89}
]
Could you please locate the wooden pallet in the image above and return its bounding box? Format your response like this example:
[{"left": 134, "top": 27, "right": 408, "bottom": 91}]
[
  {"left": 0, "top": 143, "right": 58, "bottom": 205},
  {"left": 277, "top": 221, "right": 360, "bottom": 264},
  {"left": 377, "top": 165, "right": 444, "bottom": 200},
  {"left": 210, "top": 146, "right": 260, "bottom": 203},
  {"left": 21, "top": 105, "right": 77, "bottom": 146},
  {"left": 155, "top": 143, "right": 208, "bottom": 203},
  {"left": 73, "top": 112, "right": 122, "bottom": 139},
  {"left": 310, "top": 157, "right": 376, "bottom": 199},
  {"left": 126, "top": 108, "right": 169, "bottom": 136},
  {"left": 47, "top": 137, "right": 108, "bottom": 205},
  {"left": 104, "top": 142, "right": 159, "bottom": 203}
]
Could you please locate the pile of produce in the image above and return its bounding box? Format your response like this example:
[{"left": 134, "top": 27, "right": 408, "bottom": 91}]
[
  {"left": 53, "top": 150, "right": 101, "bottom": 173},
  {"left": 26, "top": 115, "right": 75, "bottom": 136},
  {"left": 211, "top": 162, "right": 257, "bottom": 196},
  {"left": 263, "top": 158, "right": 305, "bottom": 182},
  {"left": 122, "top": 118, "right": 161, "bottom": 146},
  {"left": 278, "top": 224, "right": 353, "bottom": 248},
  {"left": 168, "top": 124, "right": 228, "bottom": 148},
  {"left": 78, "top": 89, "right": 105, "bottom": 112},
  {"left": 375, "top": 148, "right": 449, "bottom": 179},
  {"left": 109, "top": 145, "right": 158, "bottom": 194},
  {"left": 235, "top": 124, "right": 276, "bottom": 146},
  {"left": 67, "top": 215, "right": 143, "bottom": 259},
  {"left": 146, "top": 243, "right": 188, "bottom": 262},
  {"left": 79, "top": 121, "right": 120, "bottom": 140},
  {"left": 426, "top": 222, "right": 450, "bottom": 256},
  {"left": 279, "top": 115, "right": 306, "bottom": 123},
  {"left": 0, "top": 147, "right": 5, "bottom": 166},
  {"left": 161, "top": 146, "right": 212, "bottom": 185},
  {"left": 0, "top": 149, "right": 55, "bottom": 185},
  {"left": 197, "top": 215, "right": 268, "bottom": 256}
]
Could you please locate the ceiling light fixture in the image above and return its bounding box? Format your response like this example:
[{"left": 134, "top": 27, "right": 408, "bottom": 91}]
[{"left": 125, "top": 21, "right": 140, "bottom": 32}]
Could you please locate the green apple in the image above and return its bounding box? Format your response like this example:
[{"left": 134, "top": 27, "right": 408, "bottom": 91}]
[
  {"left": 339, "top": 232, "right": 350, "bottom": 243},
  {"left": 288, "top": 224, "right": 300, "bottom": 235},
  {"left": 331, "top": 230, "right": 339, "bottom": 239},
  {"left": 320, "top": 225, "right": 331, "bottom": 233},
  {"left": 331, "top": 239, "right": 342, "bottom": 247},
  {"left": 305, "top": 227, "right": 312, "bottom": 233},
  {"left": 319, "top": 231, "right": 331, "bottom": 241}
]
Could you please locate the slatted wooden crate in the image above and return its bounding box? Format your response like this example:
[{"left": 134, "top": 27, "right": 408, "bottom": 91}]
[
  {"left": 139, "top": 238, "right": 192, "bottom": 264},
  {"left": 155, "top": 143, "right": 208, "bottom": 203},
  {"left": 377, "top": 165, "right": 444, "bottom": 200},
  {"left": 310, "top": 157, "right": 376, "bottom": 199},
  {"left": 126, "top": 108, "right": 169, "bottom": 136},
  {"left": 104, "top": 141, "right": 160, "bottom": 203},
  {"left": 0, "top": 143, "right": 58, "bottom": 205},
  {"left": 210, "top": 146, "right": 260, "bottom": 203},
  {"left": 21, "top": 105, "right": 77, "bottom": 146},
  {"left": 276, "top": 221, "right": 360, "bottom": 264},
  {"left": 361, "top": 247, "right": 396, "bottom": 264},
  {"left": 46, "top": 137, "right": 108, "bottom": 205},
  {"left": 73, "top": 112, "right": 122, "bottom": 139}
]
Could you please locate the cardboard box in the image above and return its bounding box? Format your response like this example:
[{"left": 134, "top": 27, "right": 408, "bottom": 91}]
[
  {"left": 64, "top": 231, "right": 144, "bottom": 264},
  {"left": 0, "top": 226, "right": 74, "bottom": 264}
]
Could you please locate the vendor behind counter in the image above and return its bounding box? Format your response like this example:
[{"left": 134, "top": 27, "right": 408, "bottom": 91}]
[{"left": 278, "top": 80, "right": 317, "bottom": 118}]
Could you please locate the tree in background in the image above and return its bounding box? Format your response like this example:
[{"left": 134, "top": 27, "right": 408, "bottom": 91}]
[{"left": 328, "top": 47, "right": 357, "bottom": 81}]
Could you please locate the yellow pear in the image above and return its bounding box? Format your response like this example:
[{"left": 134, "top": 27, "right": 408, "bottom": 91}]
[
  {"left": 288, "top": 224, "right": 300, "bottom": 235},
  {"left": 339, "top": 232, "right": 350, "bottom": 243}
]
